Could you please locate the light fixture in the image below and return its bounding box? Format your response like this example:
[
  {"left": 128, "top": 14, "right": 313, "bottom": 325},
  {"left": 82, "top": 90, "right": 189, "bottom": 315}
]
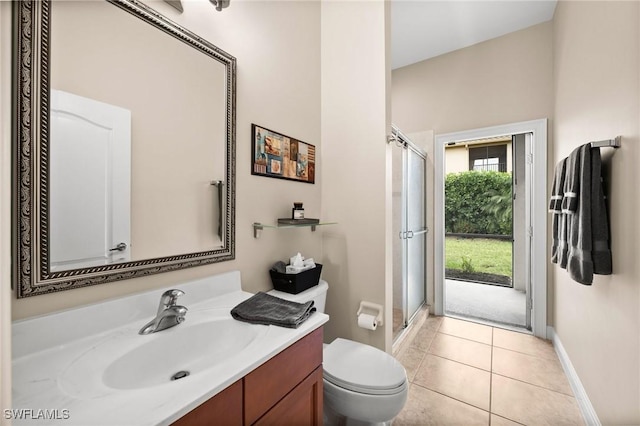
[{"left": 210, "top": 0, "right": 230, "bottom": 11}]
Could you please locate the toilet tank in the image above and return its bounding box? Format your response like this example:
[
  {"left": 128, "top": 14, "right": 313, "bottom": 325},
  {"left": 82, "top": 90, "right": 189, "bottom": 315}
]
[{"left": 268, "top": 280, "right": 328, "bottom": 313}]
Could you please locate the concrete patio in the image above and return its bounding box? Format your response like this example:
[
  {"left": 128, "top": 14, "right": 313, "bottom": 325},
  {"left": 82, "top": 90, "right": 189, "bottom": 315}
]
[{"left": 444, "top": 279, "right": 527, "bottom": 329}]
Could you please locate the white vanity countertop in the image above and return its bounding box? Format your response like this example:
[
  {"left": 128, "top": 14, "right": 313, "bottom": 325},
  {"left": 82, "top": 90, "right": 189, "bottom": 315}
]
[{"left": 12, "top": 271, "right": 329, "bottom": 425}]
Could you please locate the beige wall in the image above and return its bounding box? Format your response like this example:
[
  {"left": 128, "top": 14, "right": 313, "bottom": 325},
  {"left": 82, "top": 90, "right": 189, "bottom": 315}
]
[
  {"left": 321, "top": 0, "right": 392, "bottom": 352},
  {"left": 392, "top": 21, "right": 554, "bottom": 318},
  {"left": 11, "top": 0, "right": 322, "bottom": 319},
  {"left": 392, "top": 21, "right": 554, "bottom": 136},
  {"left": 9, "top": 0, "right": 397, "bottom": 352},
  {"left": 552, "top": 1, "right": 640, "bottom": 423}
]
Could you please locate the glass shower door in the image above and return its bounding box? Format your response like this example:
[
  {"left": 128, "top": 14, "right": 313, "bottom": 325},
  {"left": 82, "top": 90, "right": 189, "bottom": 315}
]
[
  {"left": 392, "top": 128, "right": 427, "bottom": 341},
  {"left": 406, "top": 148, "right": 427, "bottom": 320}
]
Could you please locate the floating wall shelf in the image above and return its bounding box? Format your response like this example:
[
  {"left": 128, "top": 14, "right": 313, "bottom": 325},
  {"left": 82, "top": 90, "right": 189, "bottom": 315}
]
[{"left": 252, "top": 222, "right": 337, "bottom": 238}]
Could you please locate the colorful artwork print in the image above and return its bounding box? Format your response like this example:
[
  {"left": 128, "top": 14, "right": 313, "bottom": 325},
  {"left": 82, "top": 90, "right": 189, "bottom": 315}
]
[{"left": 251, "top": 124, "right": 315, "bottom": 184}]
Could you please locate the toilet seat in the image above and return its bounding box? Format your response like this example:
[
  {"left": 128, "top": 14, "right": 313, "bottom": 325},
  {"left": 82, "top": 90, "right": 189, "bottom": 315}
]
[{"left": 323, "top": 338, "right": 407, "bottom": 396}]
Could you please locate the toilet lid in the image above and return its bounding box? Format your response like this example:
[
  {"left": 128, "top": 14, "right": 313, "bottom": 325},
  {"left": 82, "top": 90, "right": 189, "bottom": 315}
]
[{"left": 323, "top": 338, "right": 407, "bottom": 395}]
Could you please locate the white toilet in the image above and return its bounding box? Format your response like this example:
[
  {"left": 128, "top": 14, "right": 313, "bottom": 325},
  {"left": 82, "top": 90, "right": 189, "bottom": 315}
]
[{"left": 269, "top": 280, "right": 408, "bottom": 426}]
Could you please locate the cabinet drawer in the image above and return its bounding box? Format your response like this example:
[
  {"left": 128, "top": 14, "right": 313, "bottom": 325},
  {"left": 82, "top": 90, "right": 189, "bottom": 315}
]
[{"left": 244, "top": 327, "right": 323, "bottom": 425}]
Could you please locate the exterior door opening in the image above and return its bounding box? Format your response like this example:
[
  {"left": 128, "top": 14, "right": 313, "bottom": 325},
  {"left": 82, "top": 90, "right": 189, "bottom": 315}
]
[{"left": 443, "top": 133, "right": 532, "bottom": 330}]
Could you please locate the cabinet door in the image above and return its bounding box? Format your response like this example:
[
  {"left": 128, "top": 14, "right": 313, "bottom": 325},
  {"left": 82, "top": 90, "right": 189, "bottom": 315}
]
[
  {"left": 254, "top": 366, "right": 323, "bottom": 426},
  {"left": 244, "top": 328, "right": 323, "bottom": 424},
  {"left": 172, "top": 379, "right": 243, "bottom": 426}
]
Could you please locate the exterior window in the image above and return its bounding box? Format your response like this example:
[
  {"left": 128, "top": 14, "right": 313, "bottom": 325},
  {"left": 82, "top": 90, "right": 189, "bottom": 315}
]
[
  {"left": 473, "top": 157, "right": 499, "bottom": 171},
  {"left": 469, "top": 145, "right": 507, "bottom": 172}
]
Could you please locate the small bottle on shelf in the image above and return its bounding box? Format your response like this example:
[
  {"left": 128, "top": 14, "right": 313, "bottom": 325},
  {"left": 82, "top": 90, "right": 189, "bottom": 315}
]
[{"left": 292, "top": 202, "right": 305, "bottom": 220}]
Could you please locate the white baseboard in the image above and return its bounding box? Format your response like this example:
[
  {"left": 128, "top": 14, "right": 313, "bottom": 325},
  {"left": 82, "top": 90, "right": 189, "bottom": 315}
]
[{"left": 547, "top": 326, "right": 601, "bottom": 426}]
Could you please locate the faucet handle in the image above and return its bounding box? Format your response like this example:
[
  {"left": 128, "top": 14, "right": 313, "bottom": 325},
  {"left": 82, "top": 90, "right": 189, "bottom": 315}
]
[
  {"left": 173, "top": 305, "right": 188, "bottom": 323},
  {"left": 158, "top": 289, "right": 185, "bottom": 313}
]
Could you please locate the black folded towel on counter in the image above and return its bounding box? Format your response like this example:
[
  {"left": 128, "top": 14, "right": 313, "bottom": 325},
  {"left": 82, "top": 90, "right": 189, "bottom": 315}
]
[{"left": 230, "top": 292, "right": 316, "bottom": 328}]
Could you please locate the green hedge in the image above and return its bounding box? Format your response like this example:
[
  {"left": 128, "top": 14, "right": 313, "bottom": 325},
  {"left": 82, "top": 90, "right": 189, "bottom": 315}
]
[{"left": 445, "top": 171, "right": 512, "bottom": 235}]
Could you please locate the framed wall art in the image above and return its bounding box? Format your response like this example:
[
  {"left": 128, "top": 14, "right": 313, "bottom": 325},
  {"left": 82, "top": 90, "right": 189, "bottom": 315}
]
[{"left": 251, "top": 124, "right": 315, "bottom": 184}]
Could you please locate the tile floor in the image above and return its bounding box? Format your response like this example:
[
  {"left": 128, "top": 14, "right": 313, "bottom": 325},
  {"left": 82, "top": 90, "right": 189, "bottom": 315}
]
[{"left": 395, "top": 316, "right": 584, "bottom": 425}]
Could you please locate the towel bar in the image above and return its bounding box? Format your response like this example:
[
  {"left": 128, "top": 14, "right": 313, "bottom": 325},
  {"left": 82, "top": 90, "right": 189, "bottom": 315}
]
[{"left": 589, "top": 136, "right": 621, "bottom": 148}]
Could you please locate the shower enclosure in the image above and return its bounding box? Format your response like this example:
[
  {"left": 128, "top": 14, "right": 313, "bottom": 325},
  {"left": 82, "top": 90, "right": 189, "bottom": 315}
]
[{"left": 391, "top": 127, "right": 427, "bottom": 341}]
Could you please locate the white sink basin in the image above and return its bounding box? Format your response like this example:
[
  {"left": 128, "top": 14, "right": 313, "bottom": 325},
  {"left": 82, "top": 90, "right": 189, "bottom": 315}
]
[
  {"left": 104, "top": 317, "right": 263, "bottom": 390},
  {"left": 59, "top": 313, "right": 268, "bottom": 398}
]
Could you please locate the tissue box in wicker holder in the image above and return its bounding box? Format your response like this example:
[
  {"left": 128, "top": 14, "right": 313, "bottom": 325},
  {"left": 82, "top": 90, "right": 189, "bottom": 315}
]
[{"left": 270, "top": 264, "right": 323, "bottom": 294}]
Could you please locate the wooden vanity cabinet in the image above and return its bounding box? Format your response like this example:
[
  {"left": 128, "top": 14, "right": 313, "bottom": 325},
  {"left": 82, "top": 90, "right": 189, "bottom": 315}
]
[{"left": 173, "top": 327, "right": 323, "bottom": 426}]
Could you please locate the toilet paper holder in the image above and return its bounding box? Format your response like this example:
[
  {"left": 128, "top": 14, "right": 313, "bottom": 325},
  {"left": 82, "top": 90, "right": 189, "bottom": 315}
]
[{"left": 357, "top": 301, "right": 384, "bottom": 326}]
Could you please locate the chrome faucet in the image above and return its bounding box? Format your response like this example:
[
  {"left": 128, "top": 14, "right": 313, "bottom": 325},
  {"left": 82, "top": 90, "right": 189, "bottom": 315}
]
[{"left": 139, "top": 289, "right": 188, "bottom": 335}]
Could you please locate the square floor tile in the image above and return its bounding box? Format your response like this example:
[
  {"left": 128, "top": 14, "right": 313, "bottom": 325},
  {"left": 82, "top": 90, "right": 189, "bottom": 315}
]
[
  {"left": 394, "top": 384, "right": 489, "bottom": 426},
  {"left": 493, "top": 328, "right": 557, "bottom": 360},
  {"left": 429, "top": 332, "right": 492, "bottom": 371},
  {"left": 492, "top": 347, "right": 573, "bottom": 395},
  {"left": 491, "top": 374, "right": 583, "bottom": 425},
  {"left": 438, "top": 317, "right": 493, "bottom": 345},
  {"left": 414, "top": 354, "right": 491, "bottom": 411}
]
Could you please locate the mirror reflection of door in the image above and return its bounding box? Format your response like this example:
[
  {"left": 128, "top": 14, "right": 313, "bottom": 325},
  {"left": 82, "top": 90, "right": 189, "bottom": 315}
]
[
  {"left": 51, "top": 0, "right": 228, "bottom": 261},
  {"left": 50, "top": 89, "right": 131, "bottom": 271}
]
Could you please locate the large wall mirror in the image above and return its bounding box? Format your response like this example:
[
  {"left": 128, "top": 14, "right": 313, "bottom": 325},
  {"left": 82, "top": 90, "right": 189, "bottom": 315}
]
[{"left": 13, "top": 0, "right": 236, "bottom": 297}]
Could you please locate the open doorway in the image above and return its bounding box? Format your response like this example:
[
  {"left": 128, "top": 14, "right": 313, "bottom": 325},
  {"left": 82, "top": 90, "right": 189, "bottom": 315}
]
[
  {"left": 434, "top": 119, "right": 547, "bottom": 338},
  {"left": 443, "top": 134, "right": 529, "bottom": 330}
]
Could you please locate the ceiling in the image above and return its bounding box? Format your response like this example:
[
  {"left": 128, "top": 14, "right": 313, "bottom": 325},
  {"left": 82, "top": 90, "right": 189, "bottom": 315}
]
[{"left": 391, "top": 1, "right": 558, "bottom": 70}]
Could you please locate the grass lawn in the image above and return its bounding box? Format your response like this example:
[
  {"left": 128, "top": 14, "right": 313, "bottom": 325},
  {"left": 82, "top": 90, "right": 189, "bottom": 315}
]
[{"left": 445, "top": 236, "right": 512, "bottom": 277}]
